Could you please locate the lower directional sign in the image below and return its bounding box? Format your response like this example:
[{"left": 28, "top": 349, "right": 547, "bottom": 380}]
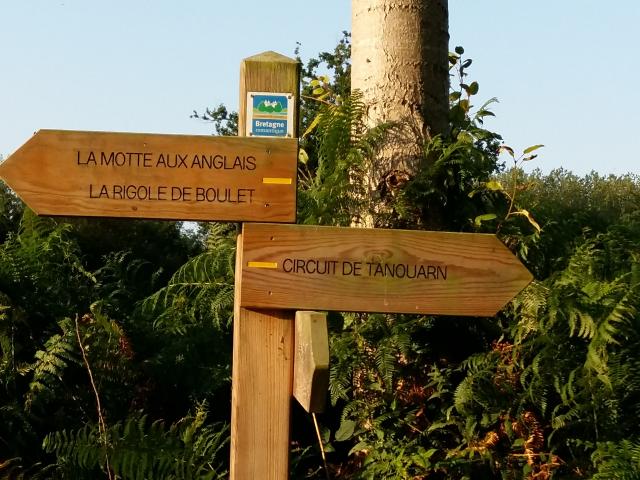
[
  {"left": 239, "top": 223, "right": 533, "bottom": 317},
  {"left": 0, "top": 130, "right": 297, "bottom": 222}
]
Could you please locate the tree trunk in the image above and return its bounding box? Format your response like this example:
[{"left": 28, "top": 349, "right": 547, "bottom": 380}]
[{"left": 351, "top": 0, "right": 449, "bottom": 224}]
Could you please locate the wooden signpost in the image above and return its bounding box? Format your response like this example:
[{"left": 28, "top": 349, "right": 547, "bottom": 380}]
[
  {"left": 0, "top": 50, "right": 534, "bottom": 480},
  {"left": 0, "top": 130, "right": 297, "bottom": 222},
  {"left": 239, "top": 223, "right": 533, "bottom": 317},
  {"left": 230, "top": 51, "right": 299, "bottom": 480}
]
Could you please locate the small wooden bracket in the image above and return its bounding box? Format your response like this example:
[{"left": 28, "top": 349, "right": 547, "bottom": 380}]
[{"left": 293, "top": 311, "right": 330, "bottom": 413}]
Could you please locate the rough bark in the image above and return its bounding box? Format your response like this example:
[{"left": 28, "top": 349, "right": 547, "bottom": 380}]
[{"left": 352, "top": 0, "right": 449, "bottom": 219}]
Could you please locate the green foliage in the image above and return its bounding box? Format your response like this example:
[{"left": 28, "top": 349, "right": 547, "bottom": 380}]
[
  {"left": 120, "top": 223, "right": 236, "bottom": 420},
  {"left": 0, "top": 208, "right": 227, "bottom": 476},
  {"left": 298, "top": 31, "right": 351, "bottom": 105},
  {"left": 141, "top": 225, "right": 235, "bottom": 333},
  {"left": 24, "top": 318, "right": 79, "bottom": 411},
  {"left": 43, "top": 405, "right": 229, "bottom": 479},
  {"left": 190, "top": 104, "right": 238, "bottom": 136},
  {"left": 68, "top": 217, "right": 200, "bottom": 278},
  {"left": 298, "top": 90, "right": 396, "bottom": 226},
  {"left": 0, "top": 212, "right": 95, "bottom": 311},
  {"left": 592, "top": 439, "right": 640, "bottom": 479},
  {"left": 0, "top": 182, "right": 23, "bottom": 243},
  {"left": 513, "top": 169, "right": 640, "bottom": 278},
  {"left": 0, "top": 459, "right": 57, "bottom": 479},
  {"left": 393, "top": 49, "right": 504, "bottom": 231},
  {"left": 469, "top": 146, "right": 543, "bottom": 236},
  {"left": 297, "top": 31, "right": 352, "bottom": 166},
  {"left": 429, "top": 212, "right": 640, "bottom": 478}
]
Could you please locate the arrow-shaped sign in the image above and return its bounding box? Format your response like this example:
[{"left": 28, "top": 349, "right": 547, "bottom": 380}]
[
  {"left": 0, "top": 130, "right": 297, "bottom": 222},
  {"left": 239, "top": 223, "right": 533, "bottom": 317}
]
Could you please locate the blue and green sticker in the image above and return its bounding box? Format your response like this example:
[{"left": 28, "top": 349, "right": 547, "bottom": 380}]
[{"left": 247, "top": 92, "right": 294, "bottom": 137}]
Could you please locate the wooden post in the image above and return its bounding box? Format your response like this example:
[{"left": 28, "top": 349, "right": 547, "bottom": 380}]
[{"left": 230, "top": 51, "right": 300, "bottom": 480}]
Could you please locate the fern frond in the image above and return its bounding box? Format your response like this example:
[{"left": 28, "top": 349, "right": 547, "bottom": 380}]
[
  {"left": 298, "top": 90, "right": 397, "bottom": 226},
  {"left": 592, "top": 439, "right": 640, "bottom": 479},
  {"left": 329, "top": 355, "right": 353, "bottom": 405},
  {"left": 44, "top": 408, "right": 229, "bottom": 480},
  {"left": 374, "top": 341, "right": 396, "bottom": 390},
  {"left": 453, "top": 377, "right": 475, "bottom": 415},
  {"left": 140, "top": 244, "right": 236, "bottom": 332},
  {"left": 24, "top": 318, "right": 79, "bottom": 411},
  {"left": 0, "top": 458, "right": 57, "bottom": 479}
]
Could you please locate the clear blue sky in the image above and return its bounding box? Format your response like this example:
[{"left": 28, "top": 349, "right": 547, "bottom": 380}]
[{"left": 1, "top": 1, "right": 638, "bottom": 175}]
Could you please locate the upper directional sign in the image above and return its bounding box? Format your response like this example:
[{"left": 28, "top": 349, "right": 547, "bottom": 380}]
[
  {"left": 239, "top": 223, "right": 533, "bottom": 317},
  {"left": 0, "top": 129, "right": 297, "bottom": 222}
]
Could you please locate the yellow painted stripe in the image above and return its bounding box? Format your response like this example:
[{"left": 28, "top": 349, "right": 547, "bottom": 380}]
[
  {"left": 262, "top": 177, "right": 293, "bottom": 185},
  {"left": 247, "top": 261, "right": 278, "bottom": 269}
]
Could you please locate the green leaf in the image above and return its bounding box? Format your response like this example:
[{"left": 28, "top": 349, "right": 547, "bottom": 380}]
[
  {"left": 309, "top": 79, "right": 320, "bottom": 87},
  {"left": 427, "top": 421, "right": 455, "bottom": 433},
  {"left": 499, "top": 145, "right": 515, "bottom": 157},
  {"left": 298, "top": 148, "right": 309, "bottom": 165},
  {"left": 511, "top": 209, "right": 541, "bottom": 232},
  {"left": 476, "top": 110, "right": 495, "bottom": 120},
  {"left": 474, "top": 213, "right": 497, "bottom": 227},
  {"left": 323, "top": 443, "right": 336, "bottom": 453},
  {"left": 302, "top": 114, "right": 322, "bottom": 138},
  {"left": 485, "top": 180, "right": 504, "bottom": 191},
  {"left": 412, "top": 448, "right": 437, "bottom": 468},
  {"left": 455, "top": 46, "right": 465, "bottom": 55},
  {"left": 469, "top": 81, "right": 479, "bottom": 95},
  {"left": 458, "top": 131, "right": 474, "bottom": 144},
  {"left": 312, "top": 87, "right": 324, "bottom": 95},
  {"left": 523, "top": 144, "right": 544, "bottom": 154},
  {"left": 449, "top": 104, "right": 466, "bottom": 123},
  {"left": 348, "top": 440, "right": 369, "bottom": 456},
  {"left": 335, "top": 419, "right": 356, "bottom": 442}
]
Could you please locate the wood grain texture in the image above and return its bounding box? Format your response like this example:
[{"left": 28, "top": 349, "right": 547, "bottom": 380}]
[
  {"left": 0, "top": 129, "right": 297, "bottom": 222},
  {"left": 230, "top": 51, "right": 299, "bottom": 480},
  {"left": 240, "top": 223, "right": 534, "bottom": 317},
  {"left": 230, "top": 306, "right": 294, "bottom": 479},
  {"left": 293, "top": 311, "right": 329, "bottom": 413}
]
